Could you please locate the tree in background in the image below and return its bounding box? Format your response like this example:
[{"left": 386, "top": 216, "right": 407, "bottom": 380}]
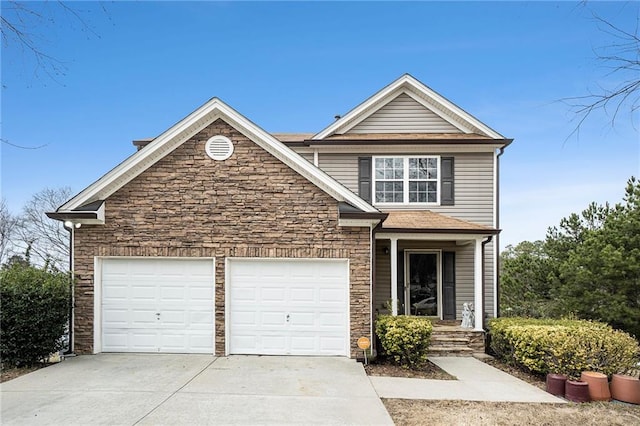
[
  {"left": 500, "top": 177, "right": 640, "bottom": 339},
  {"left": 12, "top": 187, "right": 72, "bottom": 271},
  {"left": 499, "top": 240, "right": 556, "bottom": 318},
  {"left": 0, "top": 198, "right": 19, "bottom": 265},
  {"left": 552, "top": 177, "right": 640, "bottom": 338}
]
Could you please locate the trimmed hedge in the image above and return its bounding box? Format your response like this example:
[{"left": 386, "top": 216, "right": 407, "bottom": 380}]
[
  {"left": 375, "top": 315, "right": 433, "bottom": 368},
  {"left": 0, "top": 264, "right": 70, "bottom": 367},
  {"left": 488, "top": 317, "right": 639, "bottom": 379}
]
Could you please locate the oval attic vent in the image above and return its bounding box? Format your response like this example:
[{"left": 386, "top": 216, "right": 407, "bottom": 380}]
[{"left": 205, "top": 135, "right": 234, "bottom": 160}]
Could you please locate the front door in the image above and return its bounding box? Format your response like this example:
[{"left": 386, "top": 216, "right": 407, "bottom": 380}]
[{"left": 405, "top": 251, "right": 440, "bottom": 317}]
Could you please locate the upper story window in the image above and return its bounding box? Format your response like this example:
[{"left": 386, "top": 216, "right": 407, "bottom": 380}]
[{"left": 374, "top": 156, "right": 440, "bottom": 205}]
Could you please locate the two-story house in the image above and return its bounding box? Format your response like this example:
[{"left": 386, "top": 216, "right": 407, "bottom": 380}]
[{"left": 48, "top": 74, "right": 511, "bottom": 358}]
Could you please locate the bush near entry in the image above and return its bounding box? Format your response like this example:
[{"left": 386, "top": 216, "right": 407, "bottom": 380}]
[
  {"left": 375, "top": 315, "right": 433, "bottom": 368},
  {"left": 488, "top": 317, "right": 639, "bottom": 379},
  {"left": 0, "top": 263, "right": 70, "bottom": 367}
]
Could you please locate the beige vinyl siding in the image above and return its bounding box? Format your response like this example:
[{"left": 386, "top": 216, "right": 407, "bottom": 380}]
[
  {"left": 374, "top": 239, "right": 495, "bottom": 320},
  {"left": 317, "top": 154, "right": 359, "bottom": 194},
  {"left": 374, "top": 243, "right": 391, "bottom": 316},
  {"left": 429, "top": 152, "right": 494, "bottom": 226},
  {"left": 348, "top": 93, "right": 462, "bottom": 134},
  {"left": 316, "top": 152, "right": 494, "bottom": 226},
  {"left": 296, "top": 152, "right": 314, "bottom": 164}
]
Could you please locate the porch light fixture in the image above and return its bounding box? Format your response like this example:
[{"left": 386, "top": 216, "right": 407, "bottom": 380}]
[{"left": 384, "top": 247, "right": 390, "bottom": 255}]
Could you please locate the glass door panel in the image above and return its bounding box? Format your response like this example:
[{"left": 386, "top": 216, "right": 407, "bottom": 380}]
[{"left": 407, "top": 252, "right": 438, "bottom": 316}]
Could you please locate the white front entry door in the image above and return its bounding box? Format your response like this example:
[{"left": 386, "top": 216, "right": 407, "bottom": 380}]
[
  {"left": 228, "top": 259, "right": 350, "bottom": 356},
  {"left": 100, "top": 258, "right": 215, "bottom": 353}
]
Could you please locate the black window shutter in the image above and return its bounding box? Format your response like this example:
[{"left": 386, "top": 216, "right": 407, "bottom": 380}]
[
  {"left": 442, "top": 251, "right": 456, "bottom": 320},
  {"left": 441, "top": 157, "right": 455, "bottom": 205},
  {"left": 358, "top": 157, "right": 372, "bottom": 203}
]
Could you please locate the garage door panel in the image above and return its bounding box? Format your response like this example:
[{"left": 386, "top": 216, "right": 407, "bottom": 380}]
[
  {"left": 103, "top": 308, "right": 129, "bottom": 327},
  {"left": 290, "top": 287, "right": 315, "bottom": 303},
  {"left": 261, "top": 311, "right": 286, "bottom": 326},
  {"left": 319, "top": 288, "right": 345, "bottom": 303},
  {"left": 230, "top": 310, "right": 257, "bottom": 326},
  {"left": 261, "top": 287, "right": 286, "bottom": 302},
  {"left": 261, "top": 335, "right": 287, "bottom": 352},
  {"left": 130, "top": 309, "right": 158, "bottom": 327},
  {"left": 101, "top": 258, "right": 214, "bottom": 353},
  {"left": 229, "top": 259, "right": 349, "bottom": 356}
]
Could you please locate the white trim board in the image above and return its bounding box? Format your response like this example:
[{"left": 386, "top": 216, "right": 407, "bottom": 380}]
[{"left": 59, "top": 98, "right": 378, "bottom": 214}]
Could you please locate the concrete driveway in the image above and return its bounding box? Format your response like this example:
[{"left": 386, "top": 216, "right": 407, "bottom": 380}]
[{"left": 1, "top": 354, "right": 393, "bottom": 425}]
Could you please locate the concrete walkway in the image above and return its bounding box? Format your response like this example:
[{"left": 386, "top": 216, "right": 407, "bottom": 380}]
[{"left": 369, "top": 356, "right": 565, "bottom": 403}]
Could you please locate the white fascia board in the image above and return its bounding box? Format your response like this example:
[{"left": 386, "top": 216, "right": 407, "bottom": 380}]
[
  {"left": 402, "top": 90, "right": 475, "bottom": 134},
  {"left": 338, "top": 218, "right": 382, "bottom": 227},
  {"left": 312, "top": 74, "right": 504, "bottom": 140},
  {"left": 61, "top": 98, "right": 378, "bottom": 214},
  {"left": 308, "top": 144, "right": 502, "bottom": 154},
  {"left": 60, "top": 98, "right": 223, "bottom": 211},
  {"left": 405, "top": 82, "right": 504, "bottom": 139},
  {"left": 375, "top": 232, "right": 488, "bottom": 241}
]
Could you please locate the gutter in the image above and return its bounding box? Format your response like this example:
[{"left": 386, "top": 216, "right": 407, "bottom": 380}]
[{"left": 291, "top": 138, "right": 514, "bottom": 147}]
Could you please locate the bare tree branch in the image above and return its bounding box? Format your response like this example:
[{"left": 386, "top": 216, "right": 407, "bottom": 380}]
[
  {"left": 0, "top": 137, "right": 48, "bottom": 150},
  {"left": 0, "top": 198, "right": 19, "bottom": 265},
  {"left": 14, "top": 187, "right": 73, "bottom": 271},
  {"left": 562, "top": 8, "right": 640, "bottom": 138},
  {"left": 1, "top": 1, "right": 109, "bottom": 85}
]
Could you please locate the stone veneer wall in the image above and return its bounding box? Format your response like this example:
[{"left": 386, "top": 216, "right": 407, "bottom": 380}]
[{"left": 73, "top": 119, "right": 371, "bottom": 357}]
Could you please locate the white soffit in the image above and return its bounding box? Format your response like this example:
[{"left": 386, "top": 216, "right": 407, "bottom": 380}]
[
  {"left": 59, "top": 98, "right": 378, "bottom": 214},
  {"left": 312, "top": 74, "right": 504, "bottom": 140}
]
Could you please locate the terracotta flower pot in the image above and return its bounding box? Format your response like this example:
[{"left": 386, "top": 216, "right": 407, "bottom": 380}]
[
  {"left": 610, "top": 374, "right": 640, "bottom": 404},
  {"left": 565, "top": 380, "right": 590, "bottom": 403},
  {"left": 580, "top": 371, "right": 611, "bottom": 401},
  {"left": 546, "top": 373, "right": 567, "bottom": 397}
]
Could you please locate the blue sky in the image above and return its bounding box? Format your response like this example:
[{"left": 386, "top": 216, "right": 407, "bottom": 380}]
[{"left": 1, "top": 1, "right": 638, "bottom": 248}]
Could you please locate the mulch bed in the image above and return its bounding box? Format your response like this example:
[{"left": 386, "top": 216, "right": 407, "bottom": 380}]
[
  {"left": 364, "top": 358, "right": 456, "bottom": 380},
  {"left": 0, "top": 363, "right": 49, "bottom": 383},
  {"left": 481, "top": 358, "right": 548, "bottom": 390}
]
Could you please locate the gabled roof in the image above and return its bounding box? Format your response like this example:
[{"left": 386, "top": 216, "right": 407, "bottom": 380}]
[
  {"left": 57, "top": 98, "right": 379, "bottom": 215},
  {"left": 312, "top": 74, "right": 504, "bottom": 140}
]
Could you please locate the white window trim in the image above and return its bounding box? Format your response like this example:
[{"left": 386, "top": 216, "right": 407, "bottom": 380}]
[{"left": 372, "top": 155, "right": 441, "bottom": 206}]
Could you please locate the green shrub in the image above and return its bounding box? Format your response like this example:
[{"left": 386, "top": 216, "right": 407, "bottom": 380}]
[
  {"left": 375, "top": 315, "right": 432, "bottom": 368},
  {"left": 488, "top": 317, "right": 639, "bottom": 379},
  {"left": 0, "top": 264, "right": 70, "bottom": 367}
]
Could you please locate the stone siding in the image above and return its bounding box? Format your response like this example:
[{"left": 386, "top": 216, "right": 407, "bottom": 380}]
[{"left": 74, "top": 119, "right": 371, "bottom": 357}]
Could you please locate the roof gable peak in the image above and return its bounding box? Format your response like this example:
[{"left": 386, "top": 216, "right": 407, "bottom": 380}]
[{"left": 312, "top": 74, "right": 504, "bottom": 140}]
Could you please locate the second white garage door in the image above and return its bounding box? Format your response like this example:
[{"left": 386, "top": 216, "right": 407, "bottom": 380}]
[{"left": 228, "top": 259, "right": 349, "bottom": 356}]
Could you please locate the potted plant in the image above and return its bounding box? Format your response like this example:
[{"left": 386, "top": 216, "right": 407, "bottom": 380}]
[
  {"left": 610, "top": 374, "right": 640, "bottom": 404},
  {"left": 581, "top": 371, "right": 611, "bottom": 401}
]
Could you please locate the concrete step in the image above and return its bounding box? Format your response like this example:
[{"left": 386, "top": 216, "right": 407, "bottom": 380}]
[
  {"left": 428, "top": 346, "right": 475, "bottom": 357},
  {"left": 430, "top": 336, "right": 470, "bottom": 343}
]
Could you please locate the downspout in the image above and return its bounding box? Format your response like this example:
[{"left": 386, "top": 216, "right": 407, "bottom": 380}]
[
  {"left": 62, "top": 221, "right": 78, "bottom": 356},
  {"left": 370, "top": 224, "right": 377, "bottom": 357},
  {"left": 481, "top": 236, "right": 493, "bottom": 330},
  {"left": 495, "top": 146, "right": 506, "bottom": 318}
]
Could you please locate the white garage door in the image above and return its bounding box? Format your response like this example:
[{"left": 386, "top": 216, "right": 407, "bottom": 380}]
[
  {"left": 228, "top": 259, "right": 349, "bottom": 356},
  {"left": 101, "top": 258, "right": 215, "bottom": 353}
]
